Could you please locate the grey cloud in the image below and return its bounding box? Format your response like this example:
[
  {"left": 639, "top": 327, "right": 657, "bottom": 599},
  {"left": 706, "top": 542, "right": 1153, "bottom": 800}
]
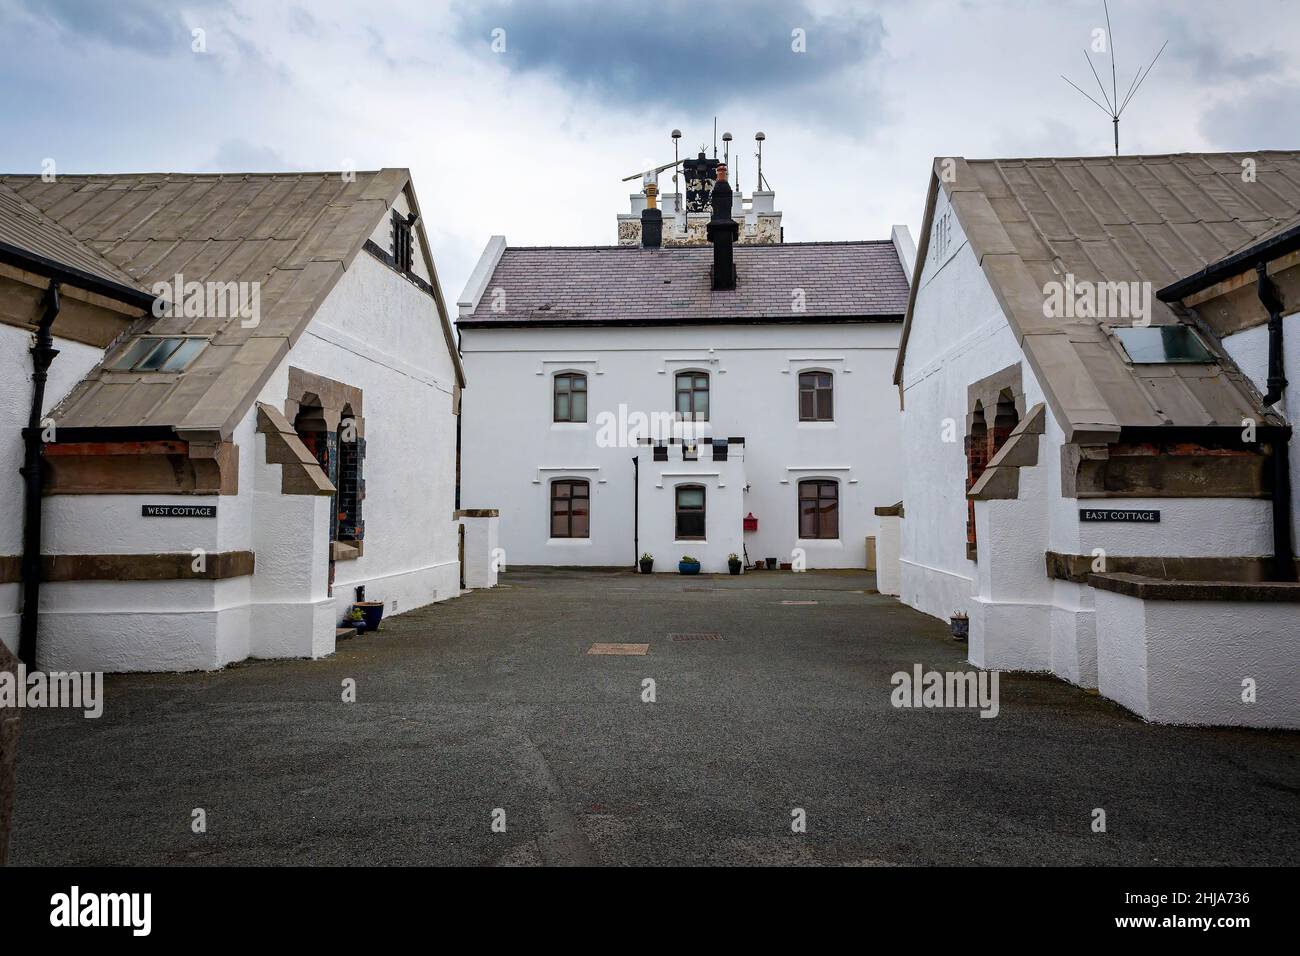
[
  {"left": 450, "top": 0, "right": 886, "bottom": 119},
  {"left": 14, "top": 0, "right": 227, "bottom": 55},
  {"left": 1163, "top": 17, "right": 1283, "bottom": 84},
  {"left": 1198, "top": 83, "right": 1300, "bottom": 151},
  {"left": 209, "top": 138, "right": 298, "bottom": 173}
]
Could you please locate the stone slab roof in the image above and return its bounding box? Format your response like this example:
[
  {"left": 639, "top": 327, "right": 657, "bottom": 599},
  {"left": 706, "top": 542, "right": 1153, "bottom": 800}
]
[
  {"left": 458, "top": 240, "right": 909, "bottom": 326},
  {"left": 895, "top": 152, "right": 1300, "bottom": 440},
  {"left": 0, "top": 169, "right": 463, "bottom": 437}
]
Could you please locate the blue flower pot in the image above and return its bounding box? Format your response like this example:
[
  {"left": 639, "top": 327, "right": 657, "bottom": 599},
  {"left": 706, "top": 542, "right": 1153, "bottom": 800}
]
[
  {"left": 678, "top": 561, "right": 701, "bottom": 575},
  {"left": 355, "top": 601, "right": 385, "bottom": 631}
]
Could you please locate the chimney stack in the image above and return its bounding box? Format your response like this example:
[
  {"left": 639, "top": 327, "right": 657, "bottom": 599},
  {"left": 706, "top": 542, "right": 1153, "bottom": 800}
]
[
  {"left": 641, "top": 182, "right": 662, "bottom": 249},
  {"left": 707, "top": 163, "right": 737, "bottom": 290}
]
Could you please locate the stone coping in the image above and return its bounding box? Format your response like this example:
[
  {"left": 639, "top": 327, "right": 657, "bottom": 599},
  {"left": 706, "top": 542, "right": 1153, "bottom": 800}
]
[{"left": 1089, "top": 572, "right": 1300, "bottom": 602}]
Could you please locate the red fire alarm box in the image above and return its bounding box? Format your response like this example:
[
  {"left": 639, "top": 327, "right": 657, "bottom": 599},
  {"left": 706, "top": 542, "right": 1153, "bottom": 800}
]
[{"left": 743, "top": 512, "right": 758, "bottom": 532}]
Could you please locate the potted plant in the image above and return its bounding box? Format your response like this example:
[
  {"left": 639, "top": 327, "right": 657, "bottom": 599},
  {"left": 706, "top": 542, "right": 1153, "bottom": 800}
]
[
  {"left": 639, "top": 552, "right": 654, "bottom": 574},
  {"left": 765, "top": 557, "right": 778, "bottom": 570},
  {"left": 727, "top": 553, "right": 742, "bottom": 575},
  {"left": 354, "top": 600, "right": 385, "bottom": 632},
  {"left": 347, "top": 606, "right": 366, "bottom": 633},
  {"left": 678, "top": 554, "right": 701, "bottom": 575},
  {"left": 950, "top": 611, "right": 969, "bottom": 641}
]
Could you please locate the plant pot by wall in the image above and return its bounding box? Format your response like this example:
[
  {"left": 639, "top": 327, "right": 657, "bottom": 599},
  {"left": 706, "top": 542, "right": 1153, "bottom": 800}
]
[
  {"left": 355, "top": 601, "right": 385, "bottom": 632},
  {"left": 765, "top": 558, "right": 777, "bottom": 570},
  {"left": 678, "top": 560, "right": 701, "bottom": 575},
  {"left": 639, "top": 559, "right": 653, "bottom": 574},
  {"left": 728, "top": 560, "right": 742, "bottom": 575},
  {"left": 950, "top": 615, "right": 969, "bottom": 641}
]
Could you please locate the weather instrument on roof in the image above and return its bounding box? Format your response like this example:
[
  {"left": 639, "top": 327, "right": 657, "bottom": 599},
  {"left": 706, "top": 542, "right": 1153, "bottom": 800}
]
[{"left": 1061, "top": 0, "right": 1167, "bottom": 156}]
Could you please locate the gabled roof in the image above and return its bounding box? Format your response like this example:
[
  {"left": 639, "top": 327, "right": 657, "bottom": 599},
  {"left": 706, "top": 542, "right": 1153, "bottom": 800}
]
[
  {"left": 895, "top": 152, "right": 1300, "bottom": 441},
  {"left": 458, "top": 241, "right": 909, "bottom": 327},
  {"left": 0, "top": 169, "right": 464, "bottom": 437}
]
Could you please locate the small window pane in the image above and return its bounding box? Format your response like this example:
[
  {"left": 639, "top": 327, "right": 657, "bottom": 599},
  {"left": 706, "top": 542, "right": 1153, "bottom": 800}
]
[
  {"left": 158, "top": 338, "right": 205, "bottom": 371},
  {"left": 110, "top": 338, "right": 160, "bottom": 370},
  {"left": 135, "top": 338, "right": 183, "bottom": 371},
  {"left": 677, "top": 487, "right": 704, "bottom": 508},
  {"left": 571, "top": 392, "right": 586, "bottom": 422},
  {"left": 556, "top": 394, "right": 569, "bottom": 421},
  {"left": 1113, "top": 325, "right": 1215, "bottom": 364},
  {"left": 677, "top": 391, "right": 691, "bottom": 415}
]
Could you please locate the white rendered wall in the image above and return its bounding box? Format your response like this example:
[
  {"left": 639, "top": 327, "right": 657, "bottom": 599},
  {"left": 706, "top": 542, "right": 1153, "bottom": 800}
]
[
  {"left": 462, "top": 515, "right": 499, "bottom": 588},
  {"left": 875, "top": 514, "right": 901, "bottom": 595},
  {"left": 459, "top": 322, "right": 902, "bottom": 570},
  {"left": 256, "top": 250, "right": 463, "bottom": 628},
  {"left": 636, "top": 446, "right": 745, "bottom": 573},
  {"left": 0, "top": 324, "right": 105, "bottom": 653},
  {"left": 1095, "top": 589, "right": 1300, "bottom": 727},
  {"left": 1222, "top": 310, "right": 1300, "bottom": 545}
]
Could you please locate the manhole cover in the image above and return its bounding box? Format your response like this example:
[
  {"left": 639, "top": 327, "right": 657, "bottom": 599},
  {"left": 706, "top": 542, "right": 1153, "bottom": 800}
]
[
  {"left": 669, "top": 632, "right": 723, "bottom": 642},
  {"left": 587, "top": 643, "right": 649, "bottom": 655}
]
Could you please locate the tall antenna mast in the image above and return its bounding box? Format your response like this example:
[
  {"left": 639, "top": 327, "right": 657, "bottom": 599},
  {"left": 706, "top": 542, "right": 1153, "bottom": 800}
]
[{"left": 1062, "top": 0, "right": 1167, "bottom": 156}]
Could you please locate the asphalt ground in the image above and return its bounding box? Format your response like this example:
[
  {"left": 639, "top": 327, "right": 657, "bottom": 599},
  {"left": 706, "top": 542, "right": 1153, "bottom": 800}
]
[{"left": 9, "top": 568, "right": 1299, "bottom": 865}]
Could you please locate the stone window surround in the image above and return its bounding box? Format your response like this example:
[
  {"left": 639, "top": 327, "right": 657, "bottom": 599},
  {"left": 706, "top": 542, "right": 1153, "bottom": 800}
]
[
  {"left": 283, "top": 367, "right": 366, "bottom": 561},
  {"left": 963, "top": 363, "right": 1027, "bottom": 559}
]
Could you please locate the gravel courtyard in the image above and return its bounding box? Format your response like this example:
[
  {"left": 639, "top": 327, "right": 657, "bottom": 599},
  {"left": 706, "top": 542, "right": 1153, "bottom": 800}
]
[{"left": 10, "top": 569, "right": 1300, "bottom": 866}]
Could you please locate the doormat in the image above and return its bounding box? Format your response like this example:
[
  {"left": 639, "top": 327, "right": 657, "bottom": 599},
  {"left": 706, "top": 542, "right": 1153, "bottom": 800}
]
[
  {"left": 587, "top": 643, "right": 649, "bottom": 655},
  {"left": 669, "top": 632, "right": 723, "bottom": 642}
]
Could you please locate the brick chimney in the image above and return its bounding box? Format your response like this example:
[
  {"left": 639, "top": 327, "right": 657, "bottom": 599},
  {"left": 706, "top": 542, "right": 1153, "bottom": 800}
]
[
  {"left": 707, "top": 163, "right": 737, "bottom": 289},
  {"left": 641, "top": 182, "right": 662, "bottom": 249}
]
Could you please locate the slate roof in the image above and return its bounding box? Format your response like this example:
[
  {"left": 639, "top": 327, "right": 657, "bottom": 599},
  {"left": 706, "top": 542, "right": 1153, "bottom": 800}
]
[
  {"left": 0, "top": 170, "right": 463, "bottom": 436},
  {"left": 0, "top": 181, "right": 145, "bottom": 292},
  {"left": 457, "top": 241, "right": 910, "bottom": 326},
  {"left": 895, "top": 152, "right": 1300, "bottom": 440}
]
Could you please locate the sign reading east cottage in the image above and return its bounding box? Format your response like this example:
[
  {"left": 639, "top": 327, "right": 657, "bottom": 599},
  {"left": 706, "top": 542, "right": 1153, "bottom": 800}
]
[
  {"left": 1079, "top": 508, "right": 1160, "bottom": 523},
  {"left": 142, "top": 504, "right": 217, "bottom": 518}
]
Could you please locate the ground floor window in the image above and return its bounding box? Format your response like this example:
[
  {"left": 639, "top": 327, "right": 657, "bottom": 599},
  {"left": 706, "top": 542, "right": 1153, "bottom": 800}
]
[
  {"left": 675, "top": 484, "right": 706, "bottom": 540},
  {"left": 798, "top": 480, "right": 839, "bottom": 539},
  {"left": 551, "top": 479, "right": 589, "bottom": 538}
]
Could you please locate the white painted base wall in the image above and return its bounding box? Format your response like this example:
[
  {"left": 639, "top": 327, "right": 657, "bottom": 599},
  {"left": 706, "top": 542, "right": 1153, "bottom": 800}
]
[
  {"left": 1095, "top": 589, "right": 1300, "bottom": 727},
  {"left": 875, "top": 514, "right": 901, "bottom": 596}
]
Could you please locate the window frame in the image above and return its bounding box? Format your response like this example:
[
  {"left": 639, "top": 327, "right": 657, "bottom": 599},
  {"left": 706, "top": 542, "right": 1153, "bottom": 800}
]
[
  {"left": 797, "top": 479, "right": 839, "bottom": 540},
  {"left": 553, "top": 371, "right": 588, "bottom": 423},
  {"left": 674, "top": 483, "right": 707, "bottom": 541},
  {"left": 393, "top": 210, "right": 414, "bottom": 274},
  {"left": 798, "top": 370, "right": 834, "bottom": 422},
  {"left": 674, "top": 370, "right": 710, "bottom": 422},
  {"left": 550, "top": 479, "right": 590, "bottom": 539},
  {"left": 108, "top": 336, "right": 207, "bottom": 373}
]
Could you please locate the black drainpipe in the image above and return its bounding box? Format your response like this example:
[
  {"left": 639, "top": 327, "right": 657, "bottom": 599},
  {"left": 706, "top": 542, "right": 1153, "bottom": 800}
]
[
  {"left": 1257, "top": 263, "right": 1295, "bottom": 582},
  {"left": 632, "top": 455, "right": 640, "bottom": 569},
  {"left": 19, "top": 281, "right": 61, "bottom": 666}
]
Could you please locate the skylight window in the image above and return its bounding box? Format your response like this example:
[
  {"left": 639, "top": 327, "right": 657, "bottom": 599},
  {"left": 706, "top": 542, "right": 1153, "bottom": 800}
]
[
  {"left": 110, "top": 337, "right": 207, "bottom": 372},
  {"left": 1113, "top": 326, "right": 1215, "bottom": 364}
]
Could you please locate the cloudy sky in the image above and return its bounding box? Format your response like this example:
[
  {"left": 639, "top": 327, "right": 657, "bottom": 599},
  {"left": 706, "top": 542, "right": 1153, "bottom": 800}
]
[{"left": 2, "top": 0, "right": 1296, "bottom": 302}]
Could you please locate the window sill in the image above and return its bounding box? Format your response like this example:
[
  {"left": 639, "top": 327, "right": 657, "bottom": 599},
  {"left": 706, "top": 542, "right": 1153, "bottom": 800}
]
[
  {"left": 331, "top": 540, "right": 364, "bottom": 561},
  {"left": 797, "top": 538, "right": 842, "bottom": 546},
  {"left": 797, "top": 420, "right": 837, "bottom": 428},
  {"left": 547, "top": 537, "right": 592, "bottom": 545},
  {"left": 551, "top": 422, "right": 590, "bottom": 430}
]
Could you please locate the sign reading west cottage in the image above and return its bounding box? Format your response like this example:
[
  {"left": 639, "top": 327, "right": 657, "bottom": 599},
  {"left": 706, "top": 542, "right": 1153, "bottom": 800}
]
[
  {"left": 1079, "top": 508, "right": 1160, "bottom": 523},
  {"left": 142, "top": 504, "right": 217, "bottom": 518}
]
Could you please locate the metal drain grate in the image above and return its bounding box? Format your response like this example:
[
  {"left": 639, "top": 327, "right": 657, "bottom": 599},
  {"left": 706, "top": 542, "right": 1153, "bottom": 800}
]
[
  {"left": 587, "top": 643, "right": 649, "bottom": 655},
  {"left": 669, "top": 632, "right": 724, "bottom": 642}
]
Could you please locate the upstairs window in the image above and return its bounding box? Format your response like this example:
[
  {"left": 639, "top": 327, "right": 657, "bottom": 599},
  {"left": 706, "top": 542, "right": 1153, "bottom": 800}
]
[
  {"left": 675, "top": 371, "right": 709, "bottom": 421},
  {"left": 393, "top": 211, "right": 414, "bottom": 273},
  {"left": 554, "top": 372, "right": 587, "bottom": 422},
  {"left": 551, "top": 479, "right": 589, "bottom": 538},
  {"left": 109, "top": 336, "right": 206, "bottom": 372},
  {"left": 675, "top": 484, "right": 706, "bottom": 540},
  {"left": 798, "top": 371, "right": 834, "bottom": 421},
  {"left": 798, "top": 480, "right": 839, "bottom": 539}
]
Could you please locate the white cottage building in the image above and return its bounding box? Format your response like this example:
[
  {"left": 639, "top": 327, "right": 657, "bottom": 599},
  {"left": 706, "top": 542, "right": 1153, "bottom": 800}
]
[
  {"left": 885, "top": 151, "right": 1300, "bottom": 727},
  {"left": 0, "top": 169, "right": 477, "bottom": 672},
  {"left": 458, "top": 170, "right": 913, "bottom": 573}
]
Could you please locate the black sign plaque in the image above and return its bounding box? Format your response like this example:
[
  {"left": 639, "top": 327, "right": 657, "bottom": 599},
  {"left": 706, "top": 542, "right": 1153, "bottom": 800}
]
[
  {"left": 1079, "top": 508, "right": 1160, "bottom": 523},
  {"left": 142, "top": 504, "right": 217, "bottom": 518}
]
